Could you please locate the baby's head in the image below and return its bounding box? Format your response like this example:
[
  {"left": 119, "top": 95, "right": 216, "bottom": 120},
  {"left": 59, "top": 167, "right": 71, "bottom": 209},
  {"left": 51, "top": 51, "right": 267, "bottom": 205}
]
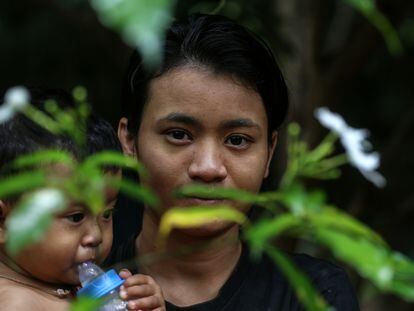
[{"left": 0, "top": 88, "right": 122, "bottom": 285}]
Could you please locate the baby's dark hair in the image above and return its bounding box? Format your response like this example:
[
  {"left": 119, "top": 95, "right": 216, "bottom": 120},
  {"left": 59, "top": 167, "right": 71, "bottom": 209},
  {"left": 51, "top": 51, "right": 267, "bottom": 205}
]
[{"left": 0, "top": 87, "right": 122, "bottom": 177}]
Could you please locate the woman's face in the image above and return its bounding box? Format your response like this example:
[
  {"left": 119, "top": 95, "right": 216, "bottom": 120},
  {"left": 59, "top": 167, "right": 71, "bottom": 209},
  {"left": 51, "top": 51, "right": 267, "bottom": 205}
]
[{"left": 120, "top": 67, "right": 276, "bottom": 236}]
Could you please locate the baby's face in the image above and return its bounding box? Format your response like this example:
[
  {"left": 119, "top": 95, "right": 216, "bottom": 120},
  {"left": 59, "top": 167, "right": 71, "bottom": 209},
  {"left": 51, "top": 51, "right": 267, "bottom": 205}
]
[{"left": 11, "top": 190, "right": 117, "bottom": 286}]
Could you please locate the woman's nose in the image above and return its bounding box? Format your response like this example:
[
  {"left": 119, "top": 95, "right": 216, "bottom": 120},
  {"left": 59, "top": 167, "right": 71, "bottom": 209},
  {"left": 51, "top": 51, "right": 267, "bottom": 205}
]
[{"left": 188, "top": 140, "right": 227, "bottom": 183}]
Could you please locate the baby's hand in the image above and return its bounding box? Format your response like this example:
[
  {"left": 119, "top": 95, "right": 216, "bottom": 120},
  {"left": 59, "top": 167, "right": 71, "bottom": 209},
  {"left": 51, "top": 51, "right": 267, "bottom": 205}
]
[{"left": 118, "top": 269, "right": 166, "bottom": 311}]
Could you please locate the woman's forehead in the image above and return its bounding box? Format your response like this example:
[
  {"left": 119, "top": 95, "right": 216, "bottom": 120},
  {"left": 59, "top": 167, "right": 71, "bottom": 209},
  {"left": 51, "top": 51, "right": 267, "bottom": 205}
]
[{"left": 143, "top": 67, "right": 268, "bottom": 125}]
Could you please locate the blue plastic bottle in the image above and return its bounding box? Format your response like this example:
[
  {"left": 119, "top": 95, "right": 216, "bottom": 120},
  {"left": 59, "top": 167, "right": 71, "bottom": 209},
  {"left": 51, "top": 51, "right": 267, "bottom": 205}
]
[{"left": 77, "top": 261, "right": 128, "bottom": 311}]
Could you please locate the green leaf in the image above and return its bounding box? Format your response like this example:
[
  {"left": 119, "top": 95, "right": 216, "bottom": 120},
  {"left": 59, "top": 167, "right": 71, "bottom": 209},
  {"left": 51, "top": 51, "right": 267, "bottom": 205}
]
[
  {"left": 343, "top": 0, "right": 403, "bottom": 55},
  {"left": 90, "top": 0, "right": 176, "bottom": 67},
  {"left": 176, "top": 184, "right": 282, "bottom": 209},
  {"left": 315, "top": 228, "right": 388, "bottom": 280},
  {"left": 81, "top": 151, "right": 146, "bottom": 176},
  {"left": 0, "top": 171, "right": 45, "bottom": 198},
  {"left": 265, "top": 246, "right": 331, "bottom": 311},
  {"left": 111, "top": 178, "right": 159, "bottom": 207},
  {"left": 5, "top": 188, "right": 67, "bottom": 256},
  {"left": 389, "top": 253, "right": 414, "bottom": 299},
  {"left": 22, "top": 105, "right": 61, "bottom": 135},
  {"left": 70, "top": 296, "right": 103, "bottom": 311},
  {"left": 309, "top": 206, "right": 385, "bottom": 246},
  {"left": 22, "top": 99, "right": 88, "bottom": 147},
  {"left": 302, "top": 133, "right": 338, "bottom": 164},
  {"left": 11, "top": 150, "right": 75, "bottom": 170},
  {"left": 244, "top": 214, "right": 301, "bottom": 256},
  {"left": 158, "top": 205, "right": 247, "bottom": 246},
  {"left": 72, "top": 86, "right": 88, "bottom": 103},
  {"left": 279, "top": 183, "right": 317, "bottom": 216},
  {"left": 176, "top": 184, "right": 259, "bottom": 202},
  {"left": 313, "top": 227, "right": 414, "bottom": 300},
  {"left": 67, "top": 167, "right": 106, "bottom": 214}
]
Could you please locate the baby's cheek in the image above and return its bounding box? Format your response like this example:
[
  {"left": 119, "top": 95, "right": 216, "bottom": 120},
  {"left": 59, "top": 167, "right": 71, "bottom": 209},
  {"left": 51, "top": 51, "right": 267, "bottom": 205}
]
[{"left": 100, "top": 231, "right": 113, "bottom": 261}]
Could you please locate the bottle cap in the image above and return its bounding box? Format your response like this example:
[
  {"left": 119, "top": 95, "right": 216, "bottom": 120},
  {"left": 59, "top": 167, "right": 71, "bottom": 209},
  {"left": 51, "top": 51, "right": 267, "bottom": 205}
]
[{"left": 77, "top": 269, "right": 125, "bottom": 298}]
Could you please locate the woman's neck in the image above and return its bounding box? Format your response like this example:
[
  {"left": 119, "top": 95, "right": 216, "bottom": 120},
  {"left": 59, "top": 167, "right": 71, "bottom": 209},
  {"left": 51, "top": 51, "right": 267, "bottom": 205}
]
[{"left": 136, "top": 209, "right": 243, "bottom": 306}]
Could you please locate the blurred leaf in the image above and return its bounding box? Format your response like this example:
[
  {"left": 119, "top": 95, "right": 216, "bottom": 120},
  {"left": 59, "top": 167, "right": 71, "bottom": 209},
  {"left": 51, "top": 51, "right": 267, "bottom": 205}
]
[
  {"left": 244, "top": 214, "right": 301, "bottom": 256},
  {"left": 11, "top": 150, "right": 75, "bottom": 170},
  {"left": 43, "top": 101, "right": 87, "bottom": 147},
  {"left": 314, "top": 228, "right": 414, "bottom": 300},
  {"left": 6, "top": 188, "right": 67, "bottom": 256},
  {"left": 390, "top": 253, "right": 414, "bottom": 299},
  {"left": 22, "top": 99, "right": 87, "bottom": 147},
  {"left": 266, "top": 246, "right": 331, "bottom": 311},
  {"left": 68, "top": 167, "right": 106, "bottom": 214},
  {"left": 70, "top": 296, "right": 103, "bottom": 311},
  {"left": 309, "top": 206, "right": 385, "bottom": 245},
  {"left": 300, "top": 155, "right": 347, "bottom": 180},
  {"left": 111, "top": 178, "right": 159, "bottom": 207},
  {"left": 90, "top": 0, "right": 176, "bottom": 67},
  {"left": 158, "top": 205, "right": 247, "bottom": 246},
  {"left": 343, "top": 0, "right": 403, "bottom": 55},
  {"left": 177, "top": 184, "right": 259, "bottom": 202},
  {"left": 81, "top": 151, "right": 146, "bottom": 176},
  {"left": 22, "top": 104, "right": 61, "bottom": 134},
  {"left": 279, "top": 183, "right": 319, "bottom": 216},
  {"left": 72, "top": 86, "right": 88, "bottom": 103},
  {"left": 176, "top": 184, "right": 282, "bottom": 209},
  {"left": 0, "top": 171, "right": 45, "bottom": 198},
  {"left": 303, "top": 133, "right": 338, "bottom": 164}
]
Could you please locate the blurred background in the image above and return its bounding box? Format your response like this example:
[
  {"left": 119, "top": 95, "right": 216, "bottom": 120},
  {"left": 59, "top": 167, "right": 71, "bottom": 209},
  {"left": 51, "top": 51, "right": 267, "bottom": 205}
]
[{"left": 1, "top": 0, "right": 413, "bottom": 309}]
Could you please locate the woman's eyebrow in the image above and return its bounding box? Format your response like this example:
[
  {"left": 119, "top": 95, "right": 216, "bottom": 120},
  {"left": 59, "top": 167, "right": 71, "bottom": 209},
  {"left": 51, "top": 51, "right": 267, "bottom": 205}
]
[
  {"left": 156, "top": 113, "right": 261, "bottom": 130},
  {"left": 157, "top": 112, "right": 200, "bottom": 127},
  {"left": 220, "top": 118, "right": 261, "bottom": 130}
]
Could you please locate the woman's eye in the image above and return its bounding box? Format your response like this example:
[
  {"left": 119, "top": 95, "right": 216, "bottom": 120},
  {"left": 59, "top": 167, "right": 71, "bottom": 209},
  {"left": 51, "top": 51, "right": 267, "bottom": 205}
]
[
  {"left": 66, "top": 213, "right": 85, "bottom": 223},
  {"left": 102, "top": 209, "right": 114, "bottom": 221},
  {"left": 166, "top": 130, "right": 191, "bottom": 142},
  {"left": 226, "top": 135, "right": 251, "bottom": 148}
]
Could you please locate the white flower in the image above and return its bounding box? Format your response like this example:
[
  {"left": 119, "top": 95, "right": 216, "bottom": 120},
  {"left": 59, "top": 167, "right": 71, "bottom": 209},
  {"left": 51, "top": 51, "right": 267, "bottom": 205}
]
[
  {"left": 0, "top": 86, "right": 30, "bottom": 123},
  {"left": 315, "top": 107, "right": 386, "bottom": 188}
]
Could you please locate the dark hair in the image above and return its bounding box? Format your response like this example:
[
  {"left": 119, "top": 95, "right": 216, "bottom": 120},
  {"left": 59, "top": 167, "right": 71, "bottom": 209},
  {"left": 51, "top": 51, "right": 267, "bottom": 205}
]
[
  {"left": 122, "top": 13, "right": 289, "bottom": 139},
  {"left": 0, "top": 87, "right": 122, "bottom": 177}
]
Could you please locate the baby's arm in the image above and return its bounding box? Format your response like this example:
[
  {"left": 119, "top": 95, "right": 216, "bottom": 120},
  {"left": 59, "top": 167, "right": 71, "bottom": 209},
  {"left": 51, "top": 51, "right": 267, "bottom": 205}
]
[{"left": 119, "top": 269, "right": 165, "bottom": 311}]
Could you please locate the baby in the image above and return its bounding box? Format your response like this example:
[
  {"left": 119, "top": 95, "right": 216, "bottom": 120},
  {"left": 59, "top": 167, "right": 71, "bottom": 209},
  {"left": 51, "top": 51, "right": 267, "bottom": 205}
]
[{"left": 0, "top": 88, "right": 165, "bottom": 310}]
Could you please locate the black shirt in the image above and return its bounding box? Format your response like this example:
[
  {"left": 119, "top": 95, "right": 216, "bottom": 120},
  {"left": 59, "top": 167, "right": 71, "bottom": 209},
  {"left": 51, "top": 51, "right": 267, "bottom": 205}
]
[{"left": 106, "top": 237, "right": 359, "bottom": 311}]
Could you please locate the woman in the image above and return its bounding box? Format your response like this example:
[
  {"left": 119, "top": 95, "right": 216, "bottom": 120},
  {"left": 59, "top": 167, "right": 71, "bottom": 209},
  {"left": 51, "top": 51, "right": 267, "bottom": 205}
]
[{"left": 109, "top": 13, "right": 359, "bottom": 310}]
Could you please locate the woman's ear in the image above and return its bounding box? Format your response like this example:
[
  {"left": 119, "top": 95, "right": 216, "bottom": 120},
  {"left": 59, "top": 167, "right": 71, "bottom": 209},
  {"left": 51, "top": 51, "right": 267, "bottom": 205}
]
[
  {"left": 0, "top": 200, "right": 9, "bottom": 244},
  {"left": 118, "top": 117, "right": 137, "bottom": 157},
  {"left": 264, "top": 131, "right": 278, "bottom": 178}
]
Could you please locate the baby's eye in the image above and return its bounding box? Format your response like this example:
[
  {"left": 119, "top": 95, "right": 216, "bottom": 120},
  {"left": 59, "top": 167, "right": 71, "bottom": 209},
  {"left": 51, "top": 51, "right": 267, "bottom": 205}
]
[
  {"left": 102, "top": 208, "right": 114, "bottom": 221},
  {"left": 225, "top": 135, "right": 251, "bottom": 148},
  {"left": 66, "top": 213, "right": 85, "bottom": 223},
  {"left": 165, "top": 130, "right": 192, "bottom": 143}
]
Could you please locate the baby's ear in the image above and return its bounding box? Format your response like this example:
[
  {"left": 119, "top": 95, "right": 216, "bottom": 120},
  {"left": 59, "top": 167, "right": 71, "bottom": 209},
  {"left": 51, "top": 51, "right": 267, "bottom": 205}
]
[{"left": 0, "top": 200, "right": 9, "bottom": 244}]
